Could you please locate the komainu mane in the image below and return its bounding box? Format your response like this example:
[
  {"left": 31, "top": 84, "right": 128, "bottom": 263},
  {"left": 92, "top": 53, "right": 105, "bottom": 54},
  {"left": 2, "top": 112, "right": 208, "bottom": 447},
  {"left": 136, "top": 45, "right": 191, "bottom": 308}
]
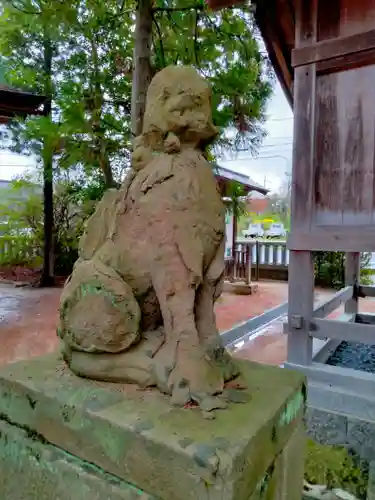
[{"left": 58, "top": 65, "right": 245, "bottom": 413}]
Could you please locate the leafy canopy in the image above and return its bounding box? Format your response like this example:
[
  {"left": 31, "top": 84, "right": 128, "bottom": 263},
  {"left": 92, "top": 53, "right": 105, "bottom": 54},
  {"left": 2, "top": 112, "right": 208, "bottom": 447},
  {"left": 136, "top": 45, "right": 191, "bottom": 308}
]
[{"left": 0, "top": 0, "right": 273, "bottom": 185}]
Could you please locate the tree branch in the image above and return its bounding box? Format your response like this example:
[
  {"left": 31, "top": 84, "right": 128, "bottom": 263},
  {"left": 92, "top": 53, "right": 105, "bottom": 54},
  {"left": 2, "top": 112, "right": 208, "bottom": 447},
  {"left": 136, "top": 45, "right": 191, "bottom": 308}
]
[
  {"left": 194, "top": 10, "right": 199, "bottom": 65},
  {"left": 11, "top": 1, "right": 40, "bottom": 15},
  {"left": 153, "top": 5, "right": 204, "bottom": 13},
  {"left": 152, "top": 12, "right": 166, "bottom": 68}
]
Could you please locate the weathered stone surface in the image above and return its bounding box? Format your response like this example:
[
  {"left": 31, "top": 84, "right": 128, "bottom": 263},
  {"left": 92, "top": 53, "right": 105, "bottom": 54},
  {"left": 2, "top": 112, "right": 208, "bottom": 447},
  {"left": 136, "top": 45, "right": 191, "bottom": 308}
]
[
  {"left": 346, "top": 419, "right": 375, "bottom": 461},
  {"left": 303, "top": 482, "right": 359, "bottom": 499},
  {"left": 306, "top": 408, "right": 347, "bottom": 446},
  {"left": 0, "top": 420, "right": 156, "bottom": 500},
  {"left": 222, "top": 281, "right": 259, "bottom": 295},
  {"left": 0, "top": 355, "right": 305, "bottom": 500},
  {"left": 58, "top": 65, "right": 241, "bottom": 411}
]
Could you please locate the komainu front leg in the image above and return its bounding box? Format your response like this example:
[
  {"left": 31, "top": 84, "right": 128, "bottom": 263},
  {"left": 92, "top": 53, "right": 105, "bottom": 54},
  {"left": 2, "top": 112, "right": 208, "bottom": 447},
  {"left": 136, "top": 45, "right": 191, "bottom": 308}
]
[
  {"left": 150, "top": 253, "right": 227, "bottom": 410},
  {"left": 150, "top": 247, "right": 244, "bottom": 413},
  {"left": 195, "top": 240, "right": 241, "bottom": 385}
]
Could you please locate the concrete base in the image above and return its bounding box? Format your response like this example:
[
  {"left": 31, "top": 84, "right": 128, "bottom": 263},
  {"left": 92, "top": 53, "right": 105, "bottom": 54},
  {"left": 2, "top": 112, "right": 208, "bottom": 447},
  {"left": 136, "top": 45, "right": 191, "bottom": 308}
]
[
  {"left": 223, "top": 280, "right": 259, "bottom": 295},
  {"left": 0, "top": 354, "right": 306, "bottom": 500}
]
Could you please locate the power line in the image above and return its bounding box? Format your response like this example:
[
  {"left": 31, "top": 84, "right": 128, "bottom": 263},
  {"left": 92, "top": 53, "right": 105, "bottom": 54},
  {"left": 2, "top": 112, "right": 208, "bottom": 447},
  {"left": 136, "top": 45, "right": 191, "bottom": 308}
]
[
  {"left": 266, "top": 116, "right": 293, "bottom": 122},
  {"left": 221, "top": 155, "right": 290, "bottom": 164},
  {"left": 260, "top": 142, "right": 292, "bottom": 148}
]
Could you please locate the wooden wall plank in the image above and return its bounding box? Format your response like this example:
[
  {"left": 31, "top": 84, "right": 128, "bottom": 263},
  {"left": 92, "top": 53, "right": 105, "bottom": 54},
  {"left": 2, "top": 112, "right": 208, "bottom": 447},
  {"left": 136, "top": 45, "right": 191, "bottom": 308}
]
[
  {"left": 314, "top": 73, "right": 341, "bottom": 224},
  {"left": 341, "top": 66, "right": 374, "bottom": 224},
  {"left": 311, "top": 65, "right": 375, "bottom": 227},
  {"left": 317, "top": 0, "right": 341, "bottom": 41},
  {"left": 339, "top": 0, "right": 375, "bottom": 37}
]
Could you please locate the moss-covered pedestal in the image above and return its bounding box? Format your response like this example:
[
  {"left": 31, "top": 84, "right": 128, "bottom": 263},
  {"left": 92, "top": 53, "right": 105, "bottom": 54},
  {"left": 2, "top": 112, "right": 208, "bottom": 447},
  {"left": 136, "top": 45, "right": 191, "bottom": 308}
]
[{"left": 0, "top": 355, "right": 306, "bottom": 500}]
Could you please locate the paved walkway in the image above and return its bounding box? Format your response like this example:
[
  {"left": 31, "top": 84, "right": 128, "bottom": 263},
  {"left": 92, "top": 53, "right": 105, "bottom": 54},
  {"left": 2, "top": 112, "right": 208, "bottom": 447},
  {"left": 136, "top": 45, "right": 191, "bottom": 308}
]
[
  {"left": 3, "top": 280, "right": 372, "bottom": 370},
  {"left": 0, "top": 280, "right": 289, "bottom": 366}
]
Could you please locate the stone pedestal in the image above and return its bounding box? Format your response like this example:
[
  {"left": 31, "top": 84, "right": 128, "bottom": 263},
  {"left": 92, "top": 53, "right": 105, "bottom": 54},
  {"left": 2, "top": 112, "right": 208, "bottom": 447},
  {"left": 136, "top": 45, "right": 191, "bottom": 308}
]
[
  {"left": 223, "top": 281, "right": 259, "bottom": 295},
  {"left": 0, "top": 354, "right": 306, "bottom": 500}
]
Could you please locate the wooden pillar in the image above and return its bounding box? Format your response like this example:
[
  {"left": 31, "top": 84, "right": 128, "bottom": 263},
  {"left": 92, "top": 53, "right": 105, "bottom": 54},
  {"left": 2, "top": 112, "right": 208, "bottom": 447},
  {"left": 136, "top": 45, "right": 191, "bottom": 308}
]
[
  {"left": 287, "top": 251, "right": 314, "bottom": 365},
  {"left": 345, "top": 252, "right": 360, "bottom": 315},
  {"left": 287, "top": 0, "right": 317, "bottom": 366}
]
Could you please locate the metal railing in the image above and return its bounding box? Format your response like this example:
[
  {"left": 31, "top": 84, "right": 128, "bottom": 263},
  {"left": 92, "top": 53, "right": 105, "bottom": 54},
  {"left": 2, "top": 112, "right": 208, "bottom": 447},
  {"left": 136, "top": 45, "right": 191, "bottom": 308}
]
[
  {"left": 284, "top": 282, "right": 375, "bottom": 421},
  {"left": 224, "top": 240, "right": 289, "bottom": 282}
]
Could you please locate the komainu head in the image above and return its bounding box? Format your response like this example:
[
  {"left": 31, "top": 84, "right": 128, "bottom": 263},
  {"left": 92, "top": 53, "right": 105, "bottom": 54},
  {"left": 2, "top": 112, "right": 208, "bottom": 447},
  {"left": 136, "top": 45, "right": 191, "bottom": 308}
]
[{"left": 132, "top": 66, "right": 218, "bottom": 171}]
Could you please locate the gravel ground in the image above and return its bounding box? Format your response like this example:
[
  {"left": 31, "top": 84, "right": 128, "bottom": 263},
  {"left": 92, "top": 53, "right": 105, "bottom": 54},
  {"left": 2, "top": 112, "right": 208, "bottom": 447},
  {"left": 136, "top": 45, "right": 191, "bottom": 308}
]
[{"left": 326, "top": 341, "right": 375, "bottom": 372}]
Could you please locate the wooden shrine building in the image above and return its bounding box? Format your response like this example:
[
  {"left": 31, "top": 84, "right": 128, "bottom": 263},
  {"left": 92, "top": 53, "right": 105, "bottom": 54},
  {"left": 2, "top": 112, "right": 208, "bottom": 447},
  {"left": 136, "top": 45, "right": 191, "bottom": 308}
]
[
  {"left": 208, "top": 0, "right": 375, "bottom": 420},
  {"left": 261, "top": 0, "right": 375, "bottom": 420},
  {"left": 0, "top": 60, "right": 45, "bottom": 124},
  {"left": 0, "top": 86, "right": 46, "bottom": 124},
  {"left": 0, "top": 67, "right": 45, "bottom": 124}
]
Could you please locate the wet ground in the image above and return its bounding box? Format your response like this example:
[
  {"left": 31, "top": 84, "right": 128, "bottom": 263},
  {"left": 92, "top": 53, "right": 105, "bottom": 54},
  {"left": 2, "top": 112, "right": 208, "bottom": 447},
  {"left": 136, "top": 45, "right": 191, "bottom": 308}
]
[
  {"left": 0, "top": 281, "right": 289, "bottom": 366},
  {"left": 5, "top": 279, "right": 373, "bottom": 371},
  {"left": 0, "top": 284, "right": 61, "bottom": 365}
]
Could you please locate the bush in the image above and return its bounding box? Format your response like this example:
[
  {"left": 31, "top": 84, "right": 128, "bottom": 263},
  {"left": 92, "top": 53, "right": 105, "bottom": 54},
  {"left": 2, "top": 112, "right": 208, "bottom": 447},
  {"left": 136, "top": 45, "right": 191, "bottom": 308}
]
[
  {"left": 314, "top": 251, "right": 372, "bottom": 289},
  {"left": 0, "top": 235, "right": 41, "bottom": 267},
  {"left": 305, "top": 439, "right": 368, "bottom": 499},
  {"left": 0, "top": 174, "right": 106, "bottom": 276}
]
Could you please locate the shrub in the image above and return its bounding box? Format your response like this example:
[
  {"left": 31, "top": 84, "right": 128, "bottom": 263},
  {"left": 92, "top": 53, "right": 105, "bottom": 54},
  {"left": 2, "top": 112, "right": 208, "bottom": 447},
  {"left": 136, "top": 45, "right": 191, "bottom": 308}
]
[
  {"left": 0, "top": 235, "right": 41, "bottom": 267},
  {"left": 305, "top": 439, "right": 368, "bottom": 499},
  {"left": 314, "top": 251, "right": 372, "bottom": 289},
  {"left": 0, "top": 174, "right": 106, "bottom": 275}
]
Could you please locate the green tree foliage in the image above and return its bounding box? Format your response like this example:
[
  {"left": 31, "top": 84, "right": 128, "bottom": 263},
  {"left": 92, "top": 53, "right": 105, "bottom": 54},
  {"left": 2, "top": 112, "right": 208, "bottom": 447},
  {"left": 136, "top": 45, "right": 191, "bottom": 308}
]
[
  {"left": 152, "top": 0, "right": 273, "bottom": 152},
  {"left": 0, "top": 0, "right": 133, "bottom": 187},
  {"left": 0, "top": 0, "right": 273, "bottom": 275},
  {"left": 0, "top": 0, "right": 272, "bottom": 185}
]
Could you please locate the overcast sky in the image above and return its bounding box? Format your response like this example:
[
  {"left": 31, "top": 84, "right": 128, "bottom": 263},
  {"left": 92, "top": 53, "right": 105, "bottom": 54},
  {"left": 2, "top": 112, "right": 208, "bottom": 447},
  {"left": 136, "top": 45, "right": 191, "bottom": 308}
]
[
  {"left": 0, "top": 80, "right": 293, "bottom": 193},
  {"left": 220, "top": 82, "right": 293, "bottom": 193}
]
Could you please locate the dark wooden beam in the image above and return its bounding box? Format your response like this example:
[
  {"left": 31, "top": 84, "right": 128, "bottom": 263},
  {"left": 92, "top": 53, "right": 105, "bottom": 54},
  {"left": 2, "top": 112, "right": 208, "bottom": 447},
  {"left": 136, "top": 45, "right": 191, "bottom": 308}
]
[
  {"left": 292, "top": 28, "right": 375, "bottom": 67},
  {"left": 255, "top": 0, "right": 294, "bottom": 107}
]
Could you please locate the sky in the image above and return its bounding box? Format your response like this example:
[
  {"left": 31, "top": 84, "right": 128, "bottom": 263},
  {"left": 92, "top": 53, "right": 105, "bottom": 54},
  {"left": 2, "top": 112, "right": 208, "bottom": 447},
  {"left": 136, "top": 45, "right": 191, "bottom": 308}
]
[
  {"left": 220, "top": 82, "right": 293, "bottom": 193},
  {"left": 0, "top": 81, "right": 294, "bottom": 193}
]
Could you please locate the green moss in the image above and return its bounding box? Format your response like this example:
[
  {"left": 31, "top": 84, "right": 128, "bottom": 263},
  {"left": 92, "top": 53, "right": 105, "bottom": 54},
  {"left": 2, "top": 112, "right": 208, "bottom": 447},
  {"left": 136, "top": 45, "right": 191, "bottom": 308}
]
[{"left": 304, "top": 439, "right": 368, "bottom": 499}]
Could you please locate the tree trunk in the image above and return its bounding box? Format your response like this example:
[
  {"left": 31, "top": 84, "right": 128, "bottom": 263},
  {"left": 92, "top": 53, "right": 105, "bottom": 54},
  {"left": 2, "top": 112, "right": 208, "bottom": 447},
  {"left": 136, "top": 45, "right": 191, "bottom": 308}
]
[
  {"left": 131, "top": 0, "right": 153, "bottom": 137},
  {"left": 40, "top": 33, "right": 54, "bottom": 287},
  {"left": 90, "top": 37, "right": 114, "bottom": 188}
]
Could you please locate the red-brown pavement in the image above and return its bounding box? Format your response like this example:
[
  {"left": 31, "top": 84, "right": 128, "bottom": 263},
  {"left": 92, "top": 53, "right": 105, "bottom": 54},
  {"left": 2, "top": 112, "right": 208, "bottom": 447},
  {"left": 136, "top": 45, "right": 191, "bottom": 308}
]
[
  {"left": 0, "top": 280, "right": 289, "bottom": 366},
  {"left": 1, "top": 280, "right": 375, "bottom": 370}
]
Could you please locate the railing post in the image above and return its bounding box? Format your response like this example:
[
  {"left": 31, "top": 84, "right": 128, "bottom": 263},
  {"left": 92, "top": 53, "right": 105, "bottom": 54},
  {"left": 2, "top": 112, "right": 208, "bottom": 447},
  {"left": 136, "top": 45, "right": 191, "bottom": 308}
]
[
  {"left": 345, "top": 252, "right": 360, "bottom": 315},
  {"left": 255, "top": 241, "right": 260, "bottom": 281},
  {"left": 246, "top": 244, "right": 252, "bottom": 284}
]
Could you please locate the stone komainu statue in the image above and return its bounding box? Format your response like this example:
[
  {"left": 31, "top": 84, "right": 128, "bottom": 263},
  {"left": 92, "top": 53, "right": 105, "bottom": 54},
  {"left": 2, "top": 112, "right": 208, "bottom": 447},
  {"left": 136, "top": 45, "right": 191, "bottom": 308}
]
[{"left": 58, "top": 65, "right": 243, "bottom": 412}]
